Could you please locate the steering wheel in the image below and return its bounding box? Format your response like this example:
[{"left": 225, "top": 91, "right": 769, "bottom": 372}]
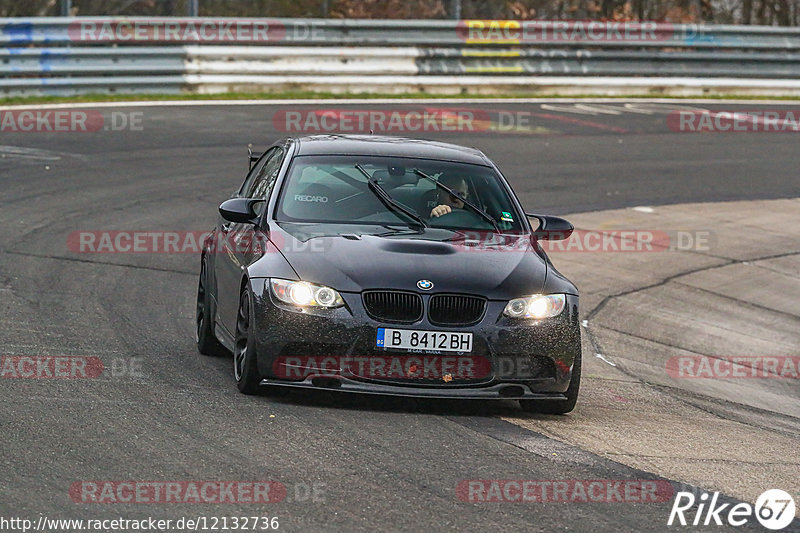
[{"left": 430, "top": 209, "right": 492, "bottom": 229}]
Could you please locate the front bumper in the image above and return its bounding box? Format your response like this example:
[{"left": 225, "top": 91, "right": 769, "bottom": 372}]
[{"left": 249, "top": 278, "right": 580, "bottom": 398}]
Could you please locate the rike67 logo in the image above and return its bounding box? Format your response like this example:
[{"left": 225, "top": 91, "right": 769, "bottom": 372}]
[{"left": 669, "top": 489, "right": 796, "bottom": 530}]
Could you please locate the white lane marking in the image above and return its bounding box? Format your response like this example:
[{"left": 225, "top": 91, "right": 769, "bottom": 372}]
[
  {"left": 595, "top": 353, "right": 617, "bottom": 367},
  {"left": 541, "top": 104, "right": 601, "bottom": 115},
  {"left": 0, "top": 145, "right": 62, "bottom": 161},
  {"left": 621, "top": 103, "right": 657, "bottom": 114},
  {"left": 574, "top": 104, "right": 624, "bottom": 115},
  {"left": 543, "top": 103, "right": 711, "bottom": 117},
  {"left": 0, "top": 98, "right": 794, "bottom": 112},
  {"left": 624, "top": 102, "right": 710, "bottom": 114},
  {"left": 632, "top": 206, "right": 655, "bottom": 213}
]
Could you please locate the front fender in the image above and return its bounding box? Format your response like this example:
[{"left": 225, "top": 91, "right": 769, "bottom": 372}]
[{"left": 246, "top": 238, "right": 300, "bottom": 282}]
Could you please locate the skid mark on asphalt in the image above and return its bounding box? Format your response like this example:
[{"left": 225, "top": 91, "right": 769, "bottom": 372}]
[
  {"left": 0, "top": 145, "right": 63, "bottom": 161},
  {"left": 2, "top": 250, "right": 195, "bottom": 275}
]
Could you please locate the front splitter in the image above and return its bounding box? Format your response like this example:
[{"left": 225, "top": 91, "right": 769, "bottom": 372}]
[{"left": 259, "top": 377, "right": 567, "bottom": 400}]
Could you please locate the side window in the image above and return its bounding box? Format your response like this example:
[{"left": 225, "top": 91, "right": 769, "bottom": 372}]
[
  {"left": 238, "top": 147, "right": 278, "bottom": 198},
  {"left": 250, "top": 147, "right": 285, "bottom": 200}
]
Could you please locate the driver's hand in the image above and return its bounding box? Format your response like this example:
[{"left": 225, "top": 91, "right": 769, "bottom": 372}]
[{"left": 430, "top": 205, "right": 452, "bottom": 218}]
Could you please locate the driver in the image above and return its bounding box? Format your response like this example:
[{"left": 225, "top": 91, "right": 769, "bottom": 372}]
[{"left": 429, "top": 174, "right": 469, "bottom": 218}]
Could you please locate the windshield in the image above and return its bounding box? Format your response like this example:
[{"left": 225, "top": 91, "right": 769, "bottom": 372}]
[{"left": 275, "top": 155, "right": 524, "bottom": 232}]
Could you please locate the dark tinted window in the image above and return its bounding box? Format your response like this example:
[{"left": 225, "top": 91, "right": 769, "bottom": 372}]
[
  {"left": 238, "top": 147, "right": 279, "bottom": 198},
  {"left": 251, "top": 147, "right": 285, "bottom": 200},
  {"left": 275, "top": 155, "right": 523, "bottom": 232}
]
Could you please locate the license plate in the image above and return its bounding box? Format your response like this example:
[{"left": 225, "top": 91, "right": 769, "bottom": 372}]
[{"left": 376, "top": 328, "right": 473, "bottom": 353}]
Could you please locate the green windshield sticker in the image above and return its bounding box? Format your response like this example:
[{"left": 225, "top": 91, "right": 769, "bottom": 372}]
[{"left": 501, "top": 211, "right": 514, "bottom": 222}]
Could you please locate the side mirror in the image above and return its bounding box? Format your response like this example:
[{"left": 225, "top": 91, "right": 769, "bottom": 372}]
[
  {"left": 526, "top": 213, "right": 574, "bottom": 241},
  {"left": 219, "top": 198, "right": 262, "bottom": 224}
]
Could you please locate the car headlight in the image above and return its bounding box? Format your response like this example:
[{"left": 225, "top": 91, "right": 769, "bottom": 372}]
[
  {"left": 504, "top": 294, "right": 566, "bottom": 319},
  {"left": 270, "top": 279, "right": 344, "bottom": 308}
]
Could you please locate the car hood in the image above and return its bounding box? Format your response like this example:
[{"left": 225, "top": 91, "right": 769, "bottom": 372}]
[{"left": 257, "top": 223, "right": 551, "bottom": 300}]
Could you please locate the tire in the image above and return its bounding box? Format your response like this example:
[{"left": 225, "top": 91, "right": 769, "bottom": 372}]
[
  {"left": 520, "top": 351, "right": 581, "bottom": 415},
  {"left": 233, "top": 287, "right": 262, "bottom": 395},
  {"left": 196, "top": 257, "right": 227, "bottom": 357}
]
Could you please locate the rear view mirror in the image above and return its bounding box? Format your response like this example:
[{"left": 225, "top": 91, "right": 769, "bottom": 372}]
[
  {"left": 526, "top": 214, "right": 574, "bottom": 241},
  {"left": 219, "top": 198, "right": 262, "bottom": 224}
]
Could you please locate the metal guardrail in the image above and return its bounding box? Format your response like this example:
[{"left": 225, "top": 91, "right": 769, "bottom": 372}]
[
  {"left": 2, "top": 18, "right": 800, "bottom": 97},
  {"left": 0, "top": 47, "right": 185, "bottom": 75},
  {"left": 4, "top": 18, "right": 800, "bottom": 49}
]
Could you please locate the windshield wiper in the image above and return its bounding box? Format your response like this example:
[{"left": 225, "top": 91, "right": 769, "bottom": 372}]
[
  {"left": 354, "top": 164, "right": 428, "bottom": 229},
  {"left": 411, "top": 168, "right": 501, "bottom": 234},
  {"left": 375, "top": 224, "right": 425, "bottom": 237}
]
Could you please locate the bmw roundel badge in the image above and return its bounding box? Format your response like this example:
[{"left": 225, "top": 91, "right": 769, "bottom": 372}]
[{"left": 417, "top": 279, "right": 434, "bottom": 291}]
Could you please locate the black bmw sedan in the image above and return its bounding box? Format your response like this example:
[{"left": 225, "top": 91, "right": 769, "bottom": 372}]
[{"left": 196, "top": 135, "right": 581, "bottom": 413}]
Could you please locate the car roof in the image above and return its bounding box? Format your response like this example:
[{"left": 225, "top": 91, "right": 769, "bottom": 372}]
[{"left": 290, "top": 135, "right": 490, "bottom": 165}]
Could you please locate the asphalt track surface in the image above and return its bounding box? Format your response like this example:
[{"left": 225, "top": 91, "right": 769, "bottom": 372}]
[{"left": 1, "top": 100, "right": 798, "bottom": 532}]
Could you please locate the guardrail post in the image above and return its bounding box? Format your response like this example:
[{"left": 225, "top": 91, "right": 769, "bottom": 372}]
[
  {"left": 449, "top": 0, "right": 461, "bottom": 19},
  {"left": 60, "top": 0, "right": 72, "bottom": 16},
  {"left": 188, "top": 0, "right": 199, "bottom": 16}
]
